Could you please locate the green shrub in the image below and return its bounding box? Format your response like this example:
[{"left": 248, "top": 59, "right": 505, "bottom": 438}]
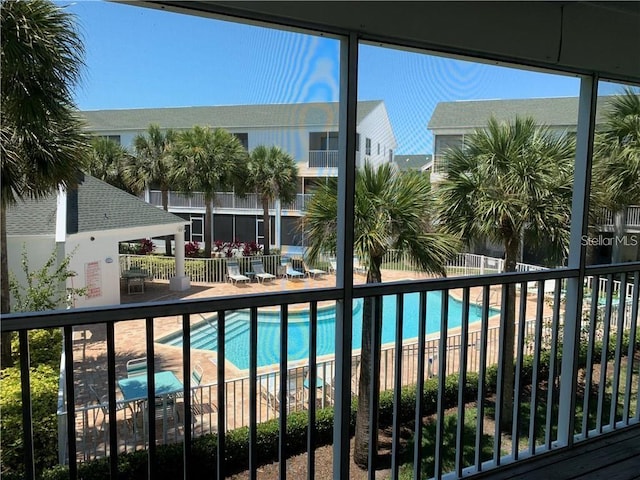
[{"left": 0, "top": 365, "right": 59, "bottom": 478}]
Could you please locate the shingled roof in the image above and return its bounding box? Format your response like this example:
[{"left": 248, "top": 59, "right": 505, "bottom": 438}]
[
  {"left": 81, "top": 100, "right": 383, "bottom": 132},
  {"left": 6, "top": 173, "right": 185, "bottom": 236},
  {"left": 393, "top": 154, "right": 433, "bottom": 171},
  {"left": 428, "top": 96, "right": 615, "bottom": 130}
]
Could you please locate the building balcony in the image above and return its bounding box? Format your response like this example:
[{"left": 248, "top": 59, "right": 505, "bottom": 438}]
[
  {"left": 148, "top": 191, "right": 314, "bottom": 214},
  {"left": 308, "top": 150, "right": 339, "bottom": 168},
  {"left": 3, "top": 258, "right": 638, "bottom": 479}
]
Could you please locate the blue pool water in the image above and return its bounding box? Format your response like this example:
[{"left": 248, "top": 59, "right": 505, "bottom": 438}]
[{"left": 160, "top": 291, "right": 494, "bottom": 370}]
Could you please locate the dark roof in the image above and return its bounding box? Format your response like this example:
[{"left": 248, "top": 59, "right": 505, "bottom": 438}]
[
  {"left": 81, "top": 101, "right": 383, "bottom": 132},
  {"left": 6, "top": 174, "right": 185, "bottom": 236},
  {"left": 428, "top": 96, "right": 615, "bottom": 130},
  {"left": 393, "top": 154, "right": 433, "bottom": 171}
]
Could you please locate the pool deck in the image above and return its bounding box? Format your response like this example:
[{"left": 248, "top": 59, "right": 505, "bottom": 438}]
[{"left": 72, "top": 269, "right": 554, "bottom": 455}]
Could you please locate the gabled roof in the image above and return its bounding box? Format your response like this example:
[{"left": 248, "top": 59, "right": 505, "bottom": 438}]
[
  {"left": 428, "top": 96, "right": 615, "bottom": 130},
  {"left": 393, "top": 154, "right": 433, "bottom": 171},
  {"left": 81, "top": 100, "right": 383, "bottom": 132},
  {"left": 6, "top": 173, "right": 185, "bottom": 236}
]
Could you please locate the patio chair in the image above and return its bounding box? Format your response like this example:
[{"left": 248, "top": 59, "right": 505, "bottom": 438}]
[
  {"left": 226, "top": 260, "right": 250, "bottom": 284},
  {"left": 260, "top": 371, "right": 304, "bottom": 414},
  {"left": 302, "top": 260, "right": 326, "bottom": 279},
  {"left": 88, "top": 384, "right": 128, "bottom": 431},
  {"left": 126, "top": 357, "right": 147, "bottom": 377},
  {"left": 250, "top": 259, "right": 276, "bottom": 283},
  {"left": 353, "top": 257, "right": 367, "bottom": 275},
  {"left": 281, "top": 258, "right": 304, "bottom": 280},
  {"left": 328, "top": 258, "right": 337, "bottom": 274}
]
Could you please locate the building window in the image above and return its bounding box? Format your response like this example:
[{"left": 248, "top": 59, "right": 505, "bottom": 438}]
[
  {"left": 309, "top": 132, "right": 338, "bottom": 150},
  {"left": 377, "top": 143, "right": 380, "bottom": 155},
  {"left": 356, "top": 133, "right": 360, "bottom": 152},
  {"left": 388, "top": 149, "right": 393, "bottom": 162},
  {"left": 365, "top": 137, "right": 371, "bottom": 155},
  {"left": 98, "top": 135, "right": 121, "bottom": 145},
  {"left": 434, "top": 135, "right": 463, "bottom": 156},
  {"left": 233, "top": 133, "right": 249, "bottom": 150}
]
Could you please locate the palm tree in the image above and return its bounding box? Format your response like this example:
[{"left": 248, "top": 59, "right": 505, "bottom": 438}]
[
  {"left": 437, "top": 115, "right": 575, "bottom": 430},
  {"left": 1, "top": 0, "right": 89, "bottom": 366},
  {"left": 129, "top": 124, "right": 177, "bottom": 255},
  {"left": 172, "top": 126, "right": 247, "bottom": 258},
  {"left": 593, "top": 89, "right": 640, "bottom": 262},
  {"left": 305, "top": 162, "right": 458, "bottom": 468},
  {"left": 86, "top": 137, "right": 139, "bottom": 195},
  {"left": 240, "top": 145, "right": 298, "bottom": 255}
]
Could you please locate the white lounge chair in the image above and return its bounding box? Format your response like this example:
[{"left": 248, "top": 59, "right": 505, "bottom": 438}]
[
  {"left": 226, "top": 260, "right": 250, "bottom": 284},
  {"left": 250, "top": 259, "right": 276, "bottom": 283},
  {"left": 126, "top": 357, "right": 147, "bottom": 377},
  {"left": 303, "top": 260, "right": 326, "bottom": 279},
  {"left": 282, "top": 258, "right": 304, "bottom": 279}
]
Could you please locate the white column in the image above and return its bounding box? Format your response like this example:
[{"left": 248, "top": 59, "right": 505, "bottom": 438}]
[
  {"left": 275, "top": 199, "right": 282, "bottom": 250},
  {"left": 170, "top": 226, "right": 190, "bottom": 291}
]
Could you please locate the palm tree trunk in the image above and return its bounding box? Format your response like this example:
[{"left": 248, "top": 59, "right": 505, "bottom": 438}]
[
  {"left": 612, "top": 208, "right": 627, "bottom": 264},
  {"left": 354, "top": 257, "right": 382, "bottom": 468},
  {"left": 204, "top": 197, "right": 213, "bottom": 258},
  {"left": 262, "top": 197, "right": 270, "bottom": 256},
  {"left": 1, "top": 201, "right": 14, "bottom": 367},
  {"left": 500, "top": 236, "right": 519, "bottom": 431},
  {"left": 161, "top": 188, "right": 172, "bottom": 256}
]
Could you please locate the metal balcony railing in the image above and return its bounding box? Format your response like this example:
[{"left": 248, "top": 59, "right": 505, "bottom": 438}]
[
  {"left": 3, "top": 262, "right": 639, "bottom": 480},
  {"left": 308, "top": 150, "right": 339, "bottom": 168}
]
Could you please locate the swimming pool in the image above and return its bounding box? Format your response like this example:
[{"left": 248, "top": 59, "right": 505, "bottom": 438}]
[{"left": 159, "top": 291, "right": 495, "bottom": 370}]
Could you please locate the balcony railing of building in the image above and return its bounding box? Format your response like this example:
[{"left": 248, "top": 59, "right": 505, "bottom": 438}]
[
  {"left": 148, "top": 190, "right": 313, "bottom": 213},
  {"left": 596, "top": 207, "right": 640, "bottom": 229},
  {"left": 3, "top": 260, "right": 639, "bottom": 480},
  {"left": 308, "top": 150, "right": 339, "bottom": 168}
]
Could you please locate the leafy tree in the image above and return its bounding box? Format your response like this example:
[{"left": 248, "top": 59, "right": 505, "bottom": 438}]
[
  {"left": 239, "top": 145, "right": 299, "bottom": 255},
  {"left": 9, "top": 245, "right": 86, "bottom": 313},
  {"left": 172, "top": 126, "right": 248, "bottom": 257},
  {"left": 1, "top": 0, "right": 89, "bottom": 366},
  {"left": 437, "top": 116, "right": 574, "bottom": 430},
  {"left": 85, "top": 137, "right": 139, "bottom": 195},
  {"left": 304, "top": 162, "right": 458, "bottom": 468},
  {"left": 593, "top": 88, "right": 640, "bottom": 263},
  {"left": 129, "top": 124, "right": 177, "bottom": 255}
]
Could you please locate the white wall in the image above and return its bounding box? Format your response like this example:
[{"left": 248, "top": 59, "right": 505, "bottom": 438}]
[
  {"left": 7, "top": 235, "right": 58, "bottom": 309},
  {"left": 356, "top": 103, "right": 397, "bottom": 167},
  {"left": 64, "top": 231, "right": 122, "bottom": 308}
]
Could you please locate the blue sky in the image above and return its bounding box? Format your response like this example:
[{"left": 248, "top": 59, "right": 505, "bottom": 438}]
[{"left": 65, "top": 1, "right": 622, "bottom": 154}]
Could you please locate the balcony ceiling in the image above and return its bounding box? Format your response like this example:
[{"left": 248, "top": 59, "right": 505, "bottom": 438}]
[{"left": 141, "top": 1, "right": 639, "bottom": 84}]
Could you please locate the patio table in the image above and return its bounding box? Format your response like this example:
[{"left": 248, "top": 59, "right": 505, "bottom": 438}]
[
  {"left": 122, "top": 269, "right": 150, "bottom": 294},
  {"left": 118, "top": 371, "right": 184, "bottom": 442}
]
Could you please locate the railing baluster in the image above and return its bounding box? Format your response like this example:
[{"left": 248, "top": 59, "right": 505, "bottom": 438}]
[
  {"left": 249, "top": 307, "right": 258, "bottom": 480},
  {"left": 511, "top": 282, "right": 528, "bottom": 459},
  {"left": 528, "top": 281, "right": 545, "bottom": 455},
  {"left": 63, "top": 326, "right": 78, "bottom": 479},
  {"left": 610, "top": 273, "right": 627, "bottom": 428},
  {"left": 18, "top": 330, "right": 35, "bottom": 480},
  {"left": 181, "top": 314, "right": 192, "bottom": 480},
  {"left": 434, "top": 289, "right": 449, "bottom": 479},
  {"left": 596, "top": 275, "right": 615, "bottom": 433},
  {"left": 217, "top": 310, "right": 226, "bottom": 479},
  {"left": 412, "top": 291, "right": 428, "bottom": 480},
  {"left": 493, "top": 284, "right": 509, "bottom": 465},
  {"left": 581, "top": 276, "right": 601, "bottom": 437},
  {"left": 475, "top": 285, "right": 490, "bottom": 471},
  {"left": 278, "top": 304, "right": 288, "bottom": 480},
  {"left": 455, "top": 287, "right": 470, "bottom": 477},
  {"left": 391, "top": 294, "right": 404, "bottom": 480},
  {"left": 623, "top": 272, "right": 639, "bottom": 423},
  {"left": 367, "top": 294, "right": 383, "bottom": 479},
  {"left": 105, "top": 322, "right": 118, "bottom": 479},
  {"left": 307, "top": 300, "right": 318, "bottom": 479},
  {"left": 146, "top": 317, "right": 157, "bottom": 478}
]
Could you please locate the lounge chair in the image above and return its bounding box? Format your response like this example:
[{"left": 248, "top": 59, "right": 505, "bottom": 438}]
[
  {"left": 250, "top": 259, "right": 276, "bottom": 283},
  {"left": 328, "top": 258, "right": 337, "bottom": 274},
  {"left": 226, "top": 260, "right": 250, "bottom": 284},
  {"left": 126, "top": 357, "right": 147, "bottom": 377},
  {"left": 303, "top": 260, "right": 326, "bottom": 279},
  {"left": 353, "top": 257, "right": 367, "bottom": 275},
  {"left": 282, "top": 258, "right": 304, "bottom": 279},
  {"left": 260, "top": 371, "right": 304, "bottom": 414}
]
